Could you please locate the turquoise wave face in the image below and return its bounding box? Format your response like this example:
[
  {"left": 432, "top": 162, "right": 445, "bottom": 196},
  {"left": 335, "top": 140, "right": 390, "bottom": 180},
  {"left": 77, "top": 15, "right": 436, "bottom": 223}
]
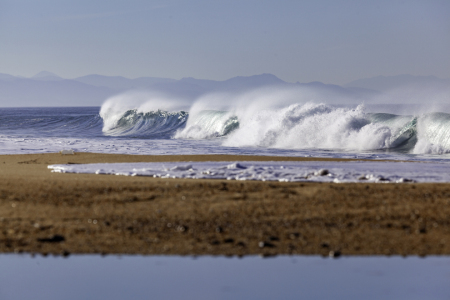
[
  {"left": 102, "top": 109, "right": 189, "bottom": 138},
  {"left": 367, "top": 113, "right": 418, "bottom": 151},
  {"left": 368, "top": 112, "right": 450, "bottom": 152},
  {"left": 174, "top": 110, "right": 240, "bottom": 139},
  {"left": 101, "top": 109, "right": 240, "bottom": 139},
  {"left": 97, "top": 103, "right": 450, "bottom": 154},
  {"left": 417, "top": 112, "right": 450, "bottom": 150}
]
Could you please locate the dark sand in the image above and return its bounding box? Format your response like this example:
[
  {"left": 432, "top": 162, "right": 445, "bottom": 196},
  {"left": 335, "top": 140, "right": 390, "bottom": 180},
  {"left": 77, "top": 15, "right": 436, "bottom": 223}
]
[{"left": 1, "top": 152, "right": 449, "bottom": 257}]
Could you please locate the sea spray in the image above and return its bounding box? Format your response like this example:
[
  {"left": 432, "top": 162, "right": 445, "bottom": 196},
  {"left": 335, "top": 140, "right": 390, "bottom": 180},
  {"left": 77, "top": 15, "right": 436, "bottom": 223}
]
[
  {"left": 413, "top": 113, "right": 450, "bottom": 154},
  {"left": 97, "top": 89, "right": 450, "bottom": 154},
  {"left": 223, "top": 103, "right": 413, "bottom": 151}
]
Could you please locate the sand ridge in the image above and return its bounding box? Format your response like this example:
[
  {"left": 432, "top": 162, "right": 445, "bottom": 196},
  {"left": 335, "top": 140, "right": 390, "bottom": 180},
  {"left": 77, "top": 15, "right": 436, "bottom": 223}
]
[{"left": 0, "top": 152, "right": 448, "bottom": 257}]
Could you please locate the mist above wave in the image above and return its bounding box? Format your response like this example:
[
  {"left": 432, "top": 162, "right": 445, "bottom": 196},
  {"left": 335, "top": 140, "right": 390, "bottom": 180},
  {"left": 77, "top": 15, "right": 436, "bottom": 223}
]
[{"left": 98, "top": 87, "right": 450, "bottom": 154}]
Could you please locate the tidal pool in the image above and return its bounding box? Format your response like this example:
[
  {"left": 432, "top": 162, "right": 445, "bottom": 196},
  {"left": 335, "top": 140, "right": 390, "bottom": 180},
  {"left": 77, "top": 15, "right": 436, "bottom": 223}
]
[{"left": 1, "top": 255, "right": 449, "bottom": 300}]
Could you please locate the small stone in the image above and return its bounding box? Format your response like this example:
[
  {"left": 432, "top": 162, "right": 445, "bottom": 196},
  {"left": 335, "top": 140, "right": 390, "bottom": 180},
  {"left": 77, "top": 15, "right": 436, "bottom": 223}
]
[
  {"left": 321, "top": 242, "right": 330, "bottom": 248},
  {"left": 219, "top": 183, "right": 228, "bottom": 191},
  {"left": 316, "top": 169, "right": 329, "bottom": 176},
  {"left": 260, "top": 253, "right": 277, "bottom": 258},
  {"left": 37, "top": 235, "right": 65, "bottom": 243},
  {"left": 258, "top": 241, "right": 275, "bottom": 248},
  {"left": 216, "top": 226, "right": 223, "bottom": 233},
  {"left": 329, "top": 250, "right": 341, "bottom": 258},
  {"left": 176, "top": 225, "right": 187, "bottom": 232},
  {"left": 398, "top": 178, "right": 414, "bottom": 183},
  {"left": 289, "top": 233, "right": 300, "bottom": 239}
]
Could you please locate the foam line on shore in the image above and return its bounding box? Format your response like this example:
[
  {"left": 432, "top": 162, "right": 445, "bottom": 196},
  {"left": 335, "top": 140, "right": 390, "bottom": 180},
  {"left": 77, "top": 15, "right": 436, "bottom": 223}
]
[{"left": 48, "top": 160, "right": 450, "bottom": 183}]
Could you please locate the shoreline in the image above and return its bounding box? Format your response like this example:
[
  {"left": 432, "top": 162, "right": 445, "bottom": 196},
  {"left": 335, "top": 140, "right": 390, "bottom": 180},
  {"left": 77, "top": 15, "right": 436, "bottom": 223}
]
[{"left": 1, "top": 152, "right": 449, "bottom": 256}]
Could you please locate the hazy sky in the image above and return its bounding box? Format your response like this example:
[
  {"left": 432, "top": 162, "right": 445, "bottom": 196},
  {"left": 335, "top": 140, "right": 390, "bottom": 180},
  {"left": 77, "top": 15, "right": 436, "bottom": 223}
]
[{"left": 1, "top": 0, "right": 449, "bottom": 84}]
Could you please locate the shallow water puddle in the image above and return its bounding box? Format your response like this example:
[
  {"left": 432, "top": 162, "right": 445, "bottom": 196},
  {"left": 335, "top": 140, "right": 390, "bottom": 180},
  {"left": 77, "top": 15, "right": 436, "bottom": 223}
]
[{"left": 1, "top": 255, "right": 449, "bottom": 300}]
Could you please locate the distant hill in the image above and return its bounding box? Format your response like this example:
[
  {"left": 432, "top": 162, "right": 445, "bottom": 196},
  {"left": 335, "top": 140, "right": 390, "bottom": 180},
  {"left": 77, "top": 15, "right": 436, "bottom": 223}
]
[
  {"left": 0, "top": 78, "right": 115, "bottom": 107},
  {"left": 220, "top": 73, "right": 287, "bottom": 90},
  {"left": 298, "top": 81, "right": 380, "bottom": 100},
  {"left": 345, "top": 74, "right": 450, "bottom": 92},
  {"left": 0, "top": 72, "right": 390, "bottom": 107},
  {"left": 32, "top": 71, "right": 64, "bottom": 81},
  {"left": 178, "top": 73, "right": 286, "bottom": 92},
  {"left": 0, "top": 73, "right": 18, "bottom": 80},
  {"left": 73, "top": 75, "right": 176, "bottom": 90}
]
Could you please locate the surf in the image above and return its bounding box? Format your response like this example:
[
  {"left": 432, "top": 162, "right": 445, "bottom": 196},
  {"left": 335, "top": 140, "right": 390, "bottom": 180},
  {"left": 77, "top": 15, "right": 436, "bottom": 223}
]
[{"left": 98, "top": 91, "right": 450, "bottom": 155}]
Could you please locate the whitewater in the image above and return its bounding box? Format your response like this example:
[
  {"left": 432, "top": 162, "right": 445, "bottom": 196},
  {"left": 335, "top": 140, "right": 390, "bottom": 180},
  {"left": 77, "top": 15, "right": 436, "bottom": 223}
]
[{"left": 3, "top": 89, "right": 450, "bottom": 182}]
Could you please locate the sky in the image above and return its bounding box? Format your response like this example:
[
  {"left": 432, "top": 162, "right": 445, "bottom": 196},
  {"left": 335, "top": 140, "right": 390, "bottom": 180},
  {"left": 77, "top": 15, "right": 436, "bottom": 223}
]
[{"left": 1, "top": 0, "right": 449, "bottom": 84}]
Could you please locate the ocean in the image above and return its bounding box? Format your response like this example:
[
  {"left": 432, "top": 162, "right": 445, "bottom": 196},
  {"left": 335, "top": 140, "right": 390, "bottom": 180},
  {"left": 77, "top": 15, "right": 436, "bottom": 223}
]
[{"left": 2, "top": 101, "right": 450, "bottom": 182}]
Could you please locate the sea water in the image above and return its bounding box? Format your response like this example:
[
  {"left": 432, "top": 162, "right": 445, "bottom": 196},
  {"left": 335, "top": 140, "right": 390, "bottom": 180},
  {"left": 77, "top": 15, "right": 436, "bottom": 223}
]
[
  {"left": 1, "top": 254, "right": 450, "bottom": 300},
  {"left": 2, "top": 101, "right": 450, "bottom": 181},
  {"left": 2, "top": 104, "right": 450, "bottom": 158}
]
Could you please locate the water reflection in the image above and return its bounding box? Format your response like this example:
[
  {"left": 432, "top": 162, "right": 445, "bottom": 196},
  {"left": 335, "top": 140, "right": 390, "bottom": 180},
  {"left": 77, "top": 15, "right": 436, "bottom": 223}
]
[{"left": 1, "top": 255, "right": 449, "bottom": 300}]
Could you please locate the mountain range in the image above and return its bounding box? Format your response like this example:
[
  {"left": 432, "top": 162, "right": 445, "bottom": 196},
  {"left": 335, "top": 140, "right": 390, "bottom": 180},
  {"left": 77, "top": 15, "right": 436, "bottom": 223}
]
[{"left": 0, "top": 72, "right": 449, "bottom": 107}]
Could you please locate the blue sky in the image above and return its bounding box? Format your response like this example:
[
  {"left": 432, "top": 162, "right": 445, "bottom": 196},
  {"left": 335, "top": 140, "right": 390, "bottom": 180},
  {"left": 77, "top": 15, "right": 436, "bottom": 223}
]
[{"left": 1, "top": 0, "right": 449, "bottom": 84}]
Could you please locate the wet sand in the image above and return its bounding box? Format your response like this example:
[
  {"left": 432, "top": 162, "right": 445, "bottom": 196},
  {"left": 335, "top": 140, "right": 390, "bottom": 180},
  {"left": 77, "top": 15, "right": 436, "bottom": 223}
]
[{"left": 1, "top": 152, "right": 449, "bottom": 257}]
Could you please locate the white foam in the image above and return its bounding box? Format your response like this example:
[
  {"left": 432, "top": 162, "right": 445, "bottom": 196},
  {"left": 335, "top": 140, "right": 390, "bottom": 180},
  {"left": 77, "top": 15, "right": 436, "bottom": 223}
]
[
  {"left": 223, "top": 103, "right": 406, "bottom": 151},
  {"left": 48, "top": 160, "right": 450, "bottom": 183}
]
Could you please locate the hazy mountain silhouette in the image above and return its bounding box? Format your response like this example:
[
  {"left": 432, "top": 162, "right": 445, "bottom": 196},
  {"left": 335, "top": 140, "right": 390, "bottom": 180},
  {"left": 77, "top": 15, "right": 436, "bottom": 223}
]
[
  {"left": 298, "top": 81, "right": 379, "bottom": 99},
  {"left": 0, "top": 73, "right": 17, "bottom": 80},
  {"left": 220, "top": 73, "right": 287, "bottom": 90},
  {"left": 345, "top": 74, "right": 450, "bottom": 92},
  {"left": 73, "top": 75, "right": 176, "bottom": 90},
  {"left": 0, "top": 72, "right": 419, "bottom": 107},
  {"left": 176, "top": 74, "right": 287, "bottom": 93},
  {"left": 0, "top": 77, "right": 114, "bottom": 107},
  {"left": 32, "top": 71, "right": 64, "bottom": 81}
]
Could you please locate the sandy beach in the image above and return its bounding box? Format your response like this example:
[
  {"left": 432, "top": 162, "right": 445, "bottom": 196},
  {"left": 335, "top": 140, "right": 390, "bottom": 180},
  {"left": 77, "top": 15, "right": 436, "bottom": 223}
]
[{"left": 0, "top": 152, "right": 449, "bottom": 257}]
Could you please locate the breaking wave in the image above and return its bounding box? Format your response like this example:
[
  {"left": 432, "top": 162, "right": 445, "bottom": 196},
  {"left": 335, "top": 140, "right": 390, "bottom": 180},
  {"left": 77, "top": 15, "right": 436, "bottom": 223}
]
[
  {"left": 222, "top": 103, "right": 419, "bottom": 151},
  {"left": 99, "top": 93, "right": 450, "bottom": 154},
  {"left": 101, "top": 109, "right": 188, "bottom": 138},
  {"left": 174, "top": 110, "right": 239, "bottom": 139}
]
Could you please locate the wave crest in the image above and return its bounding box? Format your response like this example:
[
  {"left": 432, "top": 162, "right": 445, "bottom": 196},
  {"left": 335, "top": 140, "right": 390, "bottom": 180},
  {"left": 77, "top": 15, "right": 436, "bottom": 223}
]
[
  {"left": 223, "top": 103, "right": 409, "bottom": 151},
  {"left": 174, "top": 110, "right": 239, "bottom": 139},
  {"left": 101, "top": 109, "right": 188, "bottom": 138}
]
